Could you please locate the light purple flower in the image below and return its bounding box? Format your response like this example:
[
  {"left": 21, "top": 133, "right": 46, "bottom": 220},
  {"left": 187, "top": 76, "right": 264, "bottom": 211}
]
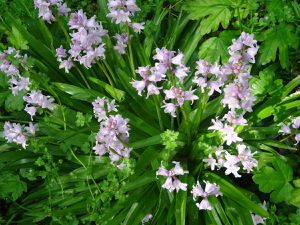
[
  {"left": 107, "top": 0, "right": 140, "bottom": 24},
  {"left": 162, "top": 102, "right": 177, "bottom": 117},
  {"left": 164, "top": 87, "right": 198, "bottom": 107},
  {"left": 156, "top": 161, "right": 188, "bottom": 193},
  {"left": 3, "top": 122, "right": 37, "bottom": 149},
  {"left": 142, "top": 214, "right": 153, "bottom": 225},
  {"left": 23, "top": 90, "right": 55, "bottom": 119},
  {"left": 191, "top": 180, "right": 222, "bottom": 211},
  {"left": 114, "top": 33, "right": 129, "bottom": 55},
  {"left": 295, "top": 134, "right": 300, "bottom": 145},
  {"left": 129, "top": 22, "right": 145, "bottom": 33},
  {"left": 92, "top": 97, "right": 131, "bottom": 167},
  {"left": 9, "top": 76, "right": 30, "bottom": 96},
  {"left": 292, "top": 117, "right": 300, "bottom": 129},
  {"left": 279, "top": 124, "right": 291, "bottom": 134}
]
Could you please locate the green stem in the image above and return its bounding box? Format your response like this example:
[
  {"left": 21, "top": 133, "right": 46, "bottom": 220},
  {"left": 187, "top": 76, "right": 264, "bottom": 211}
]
[
  {"left": 75, "top": 66, "right": 91, "bottom": 89},
  {"left": 126, "top": 24, "right": 136, "bottom": 78},
  {"left": 181, "top": 106, "right": 191, "bottom": 146},
  {"left": 58, "top": 18, "right": 70, "bottom": 43},
  {"left": 103, "top": 59, "right": 117, "bottom": 83},
  {"left": 47, "top": 86, "right": 67, "bottom": 131},
  {"left": 279, "top": 134, "right": 294, "bottom": 142},
  {"left": 192, "top": 92, "right": 209, "bottom": 136},
  {"left": 97, "top": 61, "right": 114, "bottom": 86},
  {"left": 153, "top": 95, "right": 164, "bottom": 131},
  {"left": 70, "top": 148, "right": 87, "bottom": 169}
]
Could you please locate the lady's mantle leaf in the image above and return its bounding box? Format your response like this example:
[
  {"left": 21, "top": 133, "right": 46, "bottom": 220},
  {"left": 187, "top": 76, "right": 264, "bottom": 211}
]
[
  {"left": 0, "top": 172, "right": 27, "bottom": 200},
  {"left": 250, "top": 67, "right": 283, "bottom": 98},
  {"left": 184, "top": 0, "right": 232, "bottom": 35},
  {"left": 253, "top": 159, "right": 294, "bottom": 203},
  {"left": 258, "top": 24, "right": 298, "bottom": 68},
  {"left": 199, "top": 30, "right": 238, "bottom": 64}
]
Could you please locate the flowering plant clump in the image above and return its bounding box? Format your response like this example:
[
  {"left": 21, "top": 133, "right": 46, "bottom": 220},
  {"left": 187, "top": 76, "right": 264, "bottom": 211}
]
[
  {"left": 0, "top": 47, "right": 30, "bottom": 95},
  {"left": 34, "top": 0, "right": 70, "bottom": 23},
  {"left": 92, "top": 97, "right": 131, "bottom": 168},
  {"left": 0, "top": 0, "right": 300, "bottom": 224}
]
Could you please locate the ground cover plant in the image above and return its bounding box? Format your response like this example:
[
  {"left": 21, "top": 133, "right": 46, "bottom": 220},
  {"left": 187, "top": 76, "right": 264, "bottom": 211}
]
[{"left": 0, "top": 0, "right": 300, "bottom": 224}]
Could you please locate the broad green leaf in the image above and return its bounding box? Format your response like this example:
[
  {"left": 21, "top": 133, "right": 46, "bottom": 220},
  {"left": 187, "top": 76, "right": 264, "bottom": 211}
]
[
  {"left": 260, "top": 140, "right": 297, "bottom": 151},
  {"left": 253, "top": 159, "right": 294, "bottom": 203},
  {"left": 175, "top": 172, "right": 187, "bottom": 225},
  {"left": 282, "top": 75, "right": 300, "bottom": 99},
  {"left": 185, "top": 0, "right": 233, "bottom": 35},
  {"left": 289, "top": 189, "right": 300, "bottom": 208},
  {"left": 0, "top": 91, "right": 9, "bottom": 107},
  {"left": 131, "top": 135, "right": 162, "bottom": 149},
  {"left": 9, "top": 26, "right": 29, "bottom": 50},
  {"left": 123, "top": 203, "right": 139, "bottom": 225},
  {"left": 0, "top": 172, "right": 27, "bottom": 200},
  {"left": 123, "top": 171, "right": 156, "bottom": 192},
  {"left": 54, "top": 83, "right": 103, "bottom": 102},
  {"left": 5, "top": 92, "right": 24, "bottom": 112},
  {"left": 199, "top": 30, "right": 238, "bottom": 64},
  {"left": 209, "top": 197, "right": 231, "bottom": 225},
  {"left": 258, "top": 24, "right": 298, "bottom": 68},
  {"left": 88, "top": 76, "right": 125, "bottom": 102},
  {"left": 250, "top": 67, "right": 283, "bottom": 99}
]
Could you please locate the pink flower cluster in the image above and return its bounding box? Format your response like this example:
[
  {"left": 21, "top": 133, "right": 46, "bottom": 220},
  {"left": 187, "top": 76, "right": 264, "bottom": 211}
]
[
  {"left": 222, "top": 32, "right": 258, "bottom": 121},
  {"left": 23, "top": 90, "right": 55, "bottom": 120},
  {"left": 279, "top": 116, "right": 300, "bottom": 144},
  {"left": 156, "top": 162, "right": 223, "bottom": 211},
  {"left": 192, "top": 60, "right": 227, "bottom": 96},
  {"left": 203, "top": 145, "right": 258, "bottom": 178},
  {"left": 56, "top": 10, "right": 108, "bottom": 72},
  {"left": 92, "top": 97, "right": 131, "bottom": 168},
  {"left": 34, "top": 0, "right": 70, "bottom": 23},
  {"left": 0, "top": 47, "right": 30, "bottom": 96},
  {"left": 107, "top": 0, "right": 144, "bottom": 33},
  {"left": 3, "top": 122, "right": 37, "bottom": 149},
  {"left": 156, "top": 161, "right": 188, "bottom": 192},
  {"left": 191, "top": 180, "right": 222, "bottom": 210},
  {"left": 132, "top": 48, "right": 198, "bottom": 117}
]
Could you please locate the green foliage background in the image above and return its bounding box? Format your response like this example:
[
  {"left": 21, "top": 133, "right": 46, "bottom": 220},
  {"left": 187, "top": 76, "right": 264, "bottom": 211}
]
[{"left": 0, "top": 0, "right": 299, "bottom": 224}]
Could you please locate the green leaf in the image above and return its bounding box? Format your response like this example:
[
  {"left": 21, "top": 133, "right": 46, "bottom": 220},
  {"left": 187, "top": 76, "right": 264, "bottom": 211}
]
[
  {"left": 199, "top": 31, "right": 238, "bottom": 64},
  {"left": 289, "top": 189, "right": 300, "bottom": 208},
  {"left": 5, "top": 92, "right": 24, "bottom": 112},
  {"left": 123, "top": 171, "right": 156, "bottom": 192},
  {"left": 253, "top": 159, "right": 294, "bottom": 203},
  {"left": 9, "top": 26, "right": 29, "bottom": 50},
  {"left": 131, "top": 135, "right": 162, "bottom": 149},
  {"left": 88, "top": 77, "right": 125, "bottom": 102},
  {"left": 185, "top": 0, "right": 233, "bottom": 35},
  {"left": 0, "top": 172, "right": 27, "bottom": 200},
  {"left": 258, "top": 24, "right": 298, "bottom": 68},
  {"left": 175, "top": 172, "right": 187, "bottom": 225},
  {"left": 54, "top": 83, "right": 103, "bottom": 102},
  {"left": 250, "top": 67, "right": 283, "bottom": 98}
]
